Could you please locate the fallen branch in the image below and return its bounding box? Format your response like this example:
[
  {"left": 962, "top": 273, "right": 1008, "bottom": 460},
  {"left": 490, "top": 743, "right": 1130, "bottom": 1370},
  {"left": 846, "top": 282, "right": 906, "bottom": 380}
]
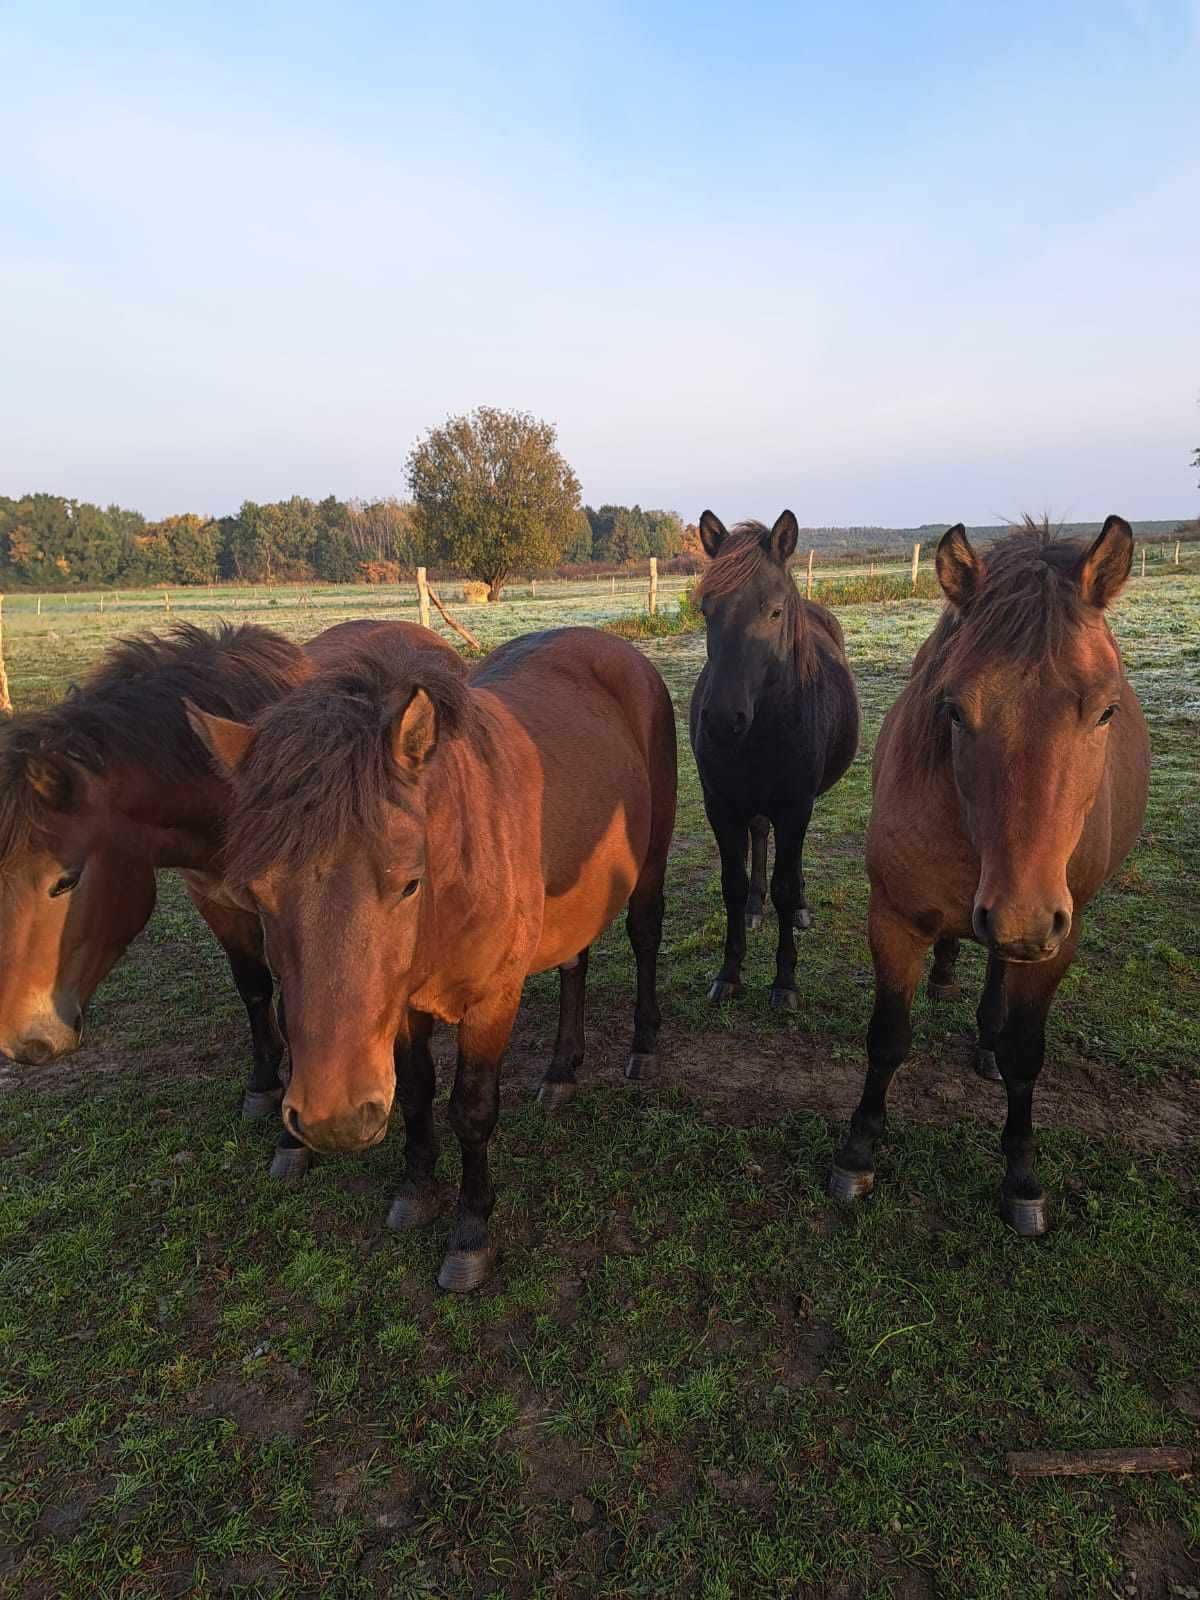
[
  {"left": 426, "top": 586, "right": 484, "bottom": 654},
  {"left": 1006, "top": 1446, "right": 1192, "bottom": 1480}
]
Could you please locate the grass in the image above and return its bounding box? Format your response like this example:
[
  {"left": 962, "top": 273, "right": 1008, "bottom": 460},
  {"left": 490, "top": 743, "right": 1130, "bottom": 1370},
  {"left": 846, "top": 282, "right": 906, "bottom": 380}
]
[{"left": 1, "top": 569, "right": 1198, "bottom": 1597}]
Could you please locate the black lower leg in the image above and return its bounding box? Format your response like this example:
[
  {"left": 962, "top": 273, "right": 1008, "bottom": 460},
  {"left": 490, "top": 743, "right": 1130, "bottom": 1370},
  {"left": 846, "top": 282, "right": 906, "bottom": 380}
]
[
  {"left": 227, "top": 949, "right": 286, "bottom": 1113},
  {"left": 995, "top": 1005, "right": 1049, "bottom": 1235},
  {"left": 928, "top": 936, "right": 962, "bottom": 1000},
  {"left": 831, "top": 985, "right": 914, "bottom": 1196},
  {"left": 538, "top": 949, "right": 589, "bottom": 1111},
  {"left": 440, "top": 1049, "right": 501, "bottom": 1292},
  {"left": 974, "top": 956, "right": 1007, "bottom": 1080},
  {"left": 746, "top": 817, "right": 769, "bottom": 928},
  {"left": 625, "top": 884, "right": 664, "bottom": 1078},
  {"left": 709, "top": 816, "right": 750, "bottom": 1002},
  {"left": 768, "top": 811, "right": 809, "bottom": 1010},
  {"left": 388, "top": 1014, "right": 441, "bottom": 1228}
]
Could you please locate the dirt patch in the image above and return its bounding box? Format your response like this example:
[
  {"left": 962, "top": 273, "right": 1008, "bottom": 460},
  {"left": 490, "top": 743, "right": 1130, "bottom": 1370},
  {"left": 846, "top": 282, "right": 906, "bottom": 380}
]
[
  {"left": 1113, "top": 1517, "right": 1200, "bottom": 1599},
  {"left": 195, "top": 1369, "right": 312, "bottom": 1441}
]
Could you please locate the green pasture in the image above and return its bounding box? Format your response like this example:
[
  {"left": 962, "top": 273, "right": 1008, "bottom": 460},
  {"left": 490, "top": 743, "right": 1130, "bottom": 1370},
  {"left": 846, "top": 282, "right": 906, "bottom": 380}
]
[{"left": 1, "top": 567, "right": 1198, "bottom": 1597}]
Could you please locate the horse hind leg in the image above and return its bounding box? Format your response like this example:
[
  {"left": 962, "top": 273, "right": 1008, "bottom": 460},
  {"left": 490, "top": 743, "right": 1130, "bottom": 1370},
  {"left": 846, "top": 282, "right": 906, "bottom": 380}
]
[
  {"left": 927, "top": 936, "right": 962, "bottom": 1001},
  {"left": 745, "top": 817, "right": 769, "bottom": 930},
  {"left": 537, "top": 948, "right": 589, "bottom": 1114}
]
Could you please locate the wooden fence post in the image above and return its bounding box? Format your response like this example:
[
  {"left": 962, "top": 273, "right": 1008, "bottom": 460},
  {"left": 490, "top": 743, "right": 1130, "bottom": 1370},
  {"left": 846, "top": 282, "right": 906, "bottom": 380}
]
[
  {"left": 611, "top": 574, "right": 616, "bottom": 596},
  {"left": 416, "top": 566, "right": 431, "bottom": 629},
  {"left": 1140, "top": 547, "right": 1146, "bottom": 578},
  {"left": 911, "top": 542, "right": 921, "bottom": 592},
  {"left": 0, "top": 596, "right": 11, "bottom": 714},
  {"left": 531, "top": 578, "right": 537, "bottom": 599},
  {"left": 1175, "top": 540, "right": 1180, "bottom": 565},
  {"left": 36, "top": 594, "right": 42, "bottom": 617},
  {"left": 806, "top": 548, "right": 815, "bottom": 599},
  {"left": 164, "top": 590, "right": 171, "bottom": 613},
  {"left": 648, "top": 557, "right": 658, "bottom": 615}
]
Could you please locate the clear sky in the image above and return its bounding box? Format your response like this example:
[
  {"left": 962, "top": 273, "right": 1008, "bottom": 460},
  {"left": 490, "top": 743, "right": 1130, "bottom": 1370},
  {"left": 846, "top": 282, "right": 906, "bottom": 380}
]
[{"left": 2, "top": 0, "right": 1198, "bottom": 525}]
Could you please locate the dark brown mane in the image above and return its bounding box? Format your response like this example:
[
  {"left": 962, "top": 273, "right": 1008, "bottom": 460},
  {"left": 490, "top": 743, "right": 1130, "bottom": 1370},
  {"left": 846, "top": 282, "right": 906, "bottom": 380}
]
[
  {"left": 224, "top": 646, "right": 475, "bottom": 882},
  {"left": 897, "top": 521, "right": 1117, "bottom": 779},
  {"left": 695, "top": 521, "right": 818, "bottom": 680},
  {"left": 0, "top": 622, "right": 306, "bottom": 861}
]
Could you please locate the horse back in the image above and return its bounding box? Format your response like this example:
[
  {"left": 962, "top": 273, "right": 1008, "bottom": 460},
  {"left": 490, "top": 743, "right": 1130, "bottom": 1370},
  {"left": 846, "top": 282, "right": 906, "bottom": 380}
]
[{"left": 303, "top": 618, "right": 464, "bottom": 675}]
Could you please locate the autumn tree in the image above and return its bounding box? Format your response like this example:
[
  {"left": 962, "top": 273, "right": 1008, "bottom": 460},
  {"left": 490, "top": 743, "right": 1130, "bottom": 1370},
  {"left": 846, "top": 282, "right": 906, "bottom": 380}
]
[{"left": 406, "top": 406, "right": 581, "bottom": 600}]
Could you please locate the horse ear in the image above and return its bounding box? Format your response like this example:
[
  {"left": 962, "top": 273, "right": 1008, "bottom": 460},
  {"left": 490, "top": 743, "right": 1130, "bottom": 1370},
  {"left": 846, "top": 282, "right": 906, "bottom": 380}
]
[
  {"left": 768, "top": 510, "right": 799, "bottom": 562},
  {"left": 185, "top": 701, "right": 255, "bottom": 772},
  {"left": 391, "top": 688, "right": 438, "bottom": 775},
  {"left": 25, "top": 754, "right": 78, "bottom": 811},
  {"left": 698, "top": 510, "right": 728, "bottom": 559},
  {"left": 1075, "top": 515, "right": 1133, "bottom": 608},
  {"left": 936, "top": 524, "right": 984, "bottom": 609}
]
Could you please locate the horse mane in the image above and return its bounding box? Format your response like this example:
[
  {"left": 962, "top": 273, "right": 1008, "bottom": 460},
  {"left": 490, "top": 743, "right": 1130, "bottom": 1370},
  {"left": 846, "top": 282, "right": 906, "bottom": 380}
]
[
  {"left": 896, "top": 519, "right": 1114, "bottom": 780},
  {"left": 224, "top": 643, "right": 475, "bottom": 882},
  {"left": 695, "top": 521, "right": 818, "bottom": 681},
  {"left": 0, "top": 622, "right": 306, "bottom": 859}
]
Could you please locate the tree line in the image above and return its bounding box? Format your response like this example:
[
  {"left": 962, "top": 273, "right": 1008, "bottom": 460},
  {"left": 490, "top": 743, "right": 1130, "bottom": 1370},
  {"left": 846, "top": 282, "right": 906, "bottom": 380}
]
[{"left": 0, "top": 408, "right": 695, "bottom": 597}]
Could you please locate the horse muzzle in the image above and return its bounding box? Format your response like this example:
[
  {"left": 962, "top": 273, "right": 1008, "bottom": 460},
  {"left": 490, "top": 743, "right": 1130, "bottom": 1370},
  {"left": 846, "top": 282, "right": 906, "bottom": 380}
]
[{"left": 282, "top": 1096, "right": 391, "bottom": 1152}]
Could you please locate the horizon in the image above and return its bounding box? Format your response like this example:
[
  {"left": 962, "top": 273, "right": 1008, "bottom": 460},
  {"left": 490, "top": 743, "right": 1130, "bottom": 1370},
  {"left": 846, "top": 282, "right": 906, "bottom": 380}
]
[{"left": 2, "top": 0, "right": 1198, "bottom": 525}]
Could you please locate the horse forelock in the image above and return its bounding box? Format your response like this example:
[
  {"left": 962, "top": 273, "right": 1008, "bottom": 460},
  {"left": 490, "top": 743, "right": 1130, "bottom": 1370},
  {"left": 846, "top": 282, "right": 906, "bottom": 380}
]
[{"left": 224, "top": 651, "right": 474, "bottom": 883}]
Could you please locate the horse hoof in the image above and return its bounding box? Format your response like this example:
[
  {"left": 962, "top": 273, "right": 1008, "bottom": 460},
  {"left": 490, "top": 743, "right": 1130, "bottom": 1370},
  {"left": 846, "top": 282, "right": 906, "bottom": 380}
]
[
  {"left": 625, "top": 1052, "right": 658, "bottom": 1081},
  {"left": 537, "top": 1079, "right": 576, "bottom": 1114},
  {"left": 828, "top": 1164, "right": 874, "bottom": 1203},
  {"left": 794, "top": 907, "right": 813, "bottom": 931},
  {"left": 241, "top": 1087, "right": 283, "bottom": 1121},
  {"left": 999, "top": 1192, "right": 1049, "bottom": 1237},
  {"left": 268, "top": 1145, "right": 312, "bottom": 1181},
  {"left": 387, "top": 1187, "right": 442, "bottom": 1231},
  {"left": 437, "top": 1245, "right": 498, "bottom": 1294},
  {"left": 927, "top": 979, "right": 961, "bottom": 1002},
  {"left": 975, "top": 1048, "right": 1002, "bottom": 1081},
  {"left": 745, "top": 910, "right": 763, "bottom": 931},
  {"left": 707, "top": 979, "right": 741, "bottom": 1005},
  {"left": 769, "top": 987, "right": 799, "bottom": 1012}
]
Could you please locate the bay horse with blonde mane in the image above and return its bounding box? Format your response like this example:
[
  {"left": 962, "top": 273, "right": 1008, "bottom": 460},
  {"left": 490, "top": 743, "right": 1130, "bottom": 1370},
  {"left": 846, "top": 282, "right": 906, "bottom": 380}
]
[
  {"left": 0, "top": 620, "right": 460, "bottom": 1179},
  {"left": 830, "top": 517, "right": 1150, "bottom": 1234},
  {"left": 191, "top": 626, "right": 677, "bottom": 1293},
  {"left": 691, "top": 511, "right": 859, "bottom": 1008}
]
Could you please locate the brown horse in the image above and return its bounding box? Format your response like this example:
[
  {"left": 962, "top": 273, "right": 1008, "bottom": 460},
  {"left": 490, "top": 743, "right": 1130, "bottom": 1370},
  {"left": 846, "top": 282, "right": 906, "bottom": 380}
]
[
  {"left": 191, "top": 626, "right": 678, "bottom": 1292},
  {"left": 829, "top": 517, "right": 1150, "bottom": 1234},
  {"left": 0, "top": 620, "right": 458, "bottom": 1150}
]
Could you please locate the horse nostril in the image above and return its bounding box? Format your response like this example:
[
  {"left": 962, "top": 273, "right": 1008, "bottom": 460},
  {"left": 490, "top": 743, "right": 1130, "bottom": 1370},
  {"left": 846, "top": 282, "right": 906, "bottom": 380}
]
[
  {"left": 1051, "top": 909, "right": 1071, "bottom": 942},
  {"left": 972, "top": 904, "right": 990, "bottom": 944},
  {"left": 732, "top": 711, "right": 747, "bottom": 733},
  {"left": 283, "top": 1104, "right": 305, "bottom": 1141}
]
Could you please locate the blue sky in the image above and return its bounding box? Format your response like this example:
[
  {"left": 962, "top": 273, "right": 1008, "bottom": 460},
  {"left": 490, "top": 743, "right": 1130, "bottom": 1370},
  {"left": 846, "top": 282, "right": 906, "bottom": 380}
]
[{"left": 1, "top": 0, "right": 1198, "bottom": 524}]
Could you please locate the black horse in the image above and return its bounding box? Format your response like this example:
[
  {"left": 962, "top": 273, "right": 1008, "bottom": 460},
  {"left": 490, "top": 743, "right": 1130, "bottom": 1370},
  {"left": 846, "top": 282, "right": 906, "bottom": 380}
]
[{"left": 690, "top": 511, "right": 860, "bottom": 1009}]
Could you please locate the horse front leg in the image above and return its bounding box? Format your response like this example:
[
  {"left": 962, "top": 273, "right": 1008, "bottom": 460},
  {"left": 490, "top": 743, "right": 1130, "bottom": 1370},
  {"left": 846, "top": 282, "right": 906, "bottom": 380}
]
[
  {"left": 706, "top": 807, "right": 750, "bottom": 1004},
  {"left": 537, "top": 948, "right": 589, "bottom": 1113},
  {"left": 185, "top": 888, "right": 285, "bottom": 1120},
  {"left": 746, "top": 816, "right": 770, "bottom": 930},
  {"left": 830, "top": 896, "right": 930, "bottom": 1201},
  {"left": 974, "top": 954, "right": 1006, "bottom": 1080},
  {"left": 994, "top": 938, "right": 1075, "bottom": 1237},
  {"left": 387, "top": 1011, "right": 442, "bottom": 1229},
  {"left": 438, "top": 989, "right": 521, "bottom": 1293},
  {"left": 766, "top": 800, "right": 813, "bottom": 1011}
]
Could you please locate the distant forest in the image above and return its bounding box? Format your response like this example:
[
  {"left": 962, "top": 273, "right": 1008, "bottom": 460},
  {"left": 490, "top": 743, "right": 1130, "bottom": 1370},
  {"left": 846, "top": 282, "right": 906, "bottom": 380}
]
[{"left": 0, "top": 491, "right": 1194, "bottom": 590}]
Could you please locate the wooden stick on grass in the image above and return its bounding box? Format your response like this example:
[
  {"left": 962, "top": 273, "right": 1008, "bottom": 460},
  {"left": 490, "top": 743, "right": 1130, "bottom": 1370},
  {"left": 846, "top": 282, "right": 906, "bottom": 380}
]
[{"left": 1006, "top": 1446, "right": 1191, "bottom": 1479}]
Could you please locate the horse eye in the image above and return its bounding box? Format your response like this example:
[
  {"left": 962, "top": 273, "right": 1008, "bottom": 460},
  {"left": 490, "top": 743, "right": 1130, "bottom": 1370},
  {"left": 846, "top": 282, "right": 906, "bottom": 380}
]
[
  {"left": 49, "top": 869, "right": 82, "bottom": 899},
  {"left": 770, "top": 607, "right": 783, "bottom": 620},
  {"left": 946, "top": 703, "right": 964, "bottom": 727},
  {"left": 1098, "top": 704, "right": 1117, "bottom": 726},
  {"left": 400, "top": 878, "right": 421, "bottom": 899}
]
